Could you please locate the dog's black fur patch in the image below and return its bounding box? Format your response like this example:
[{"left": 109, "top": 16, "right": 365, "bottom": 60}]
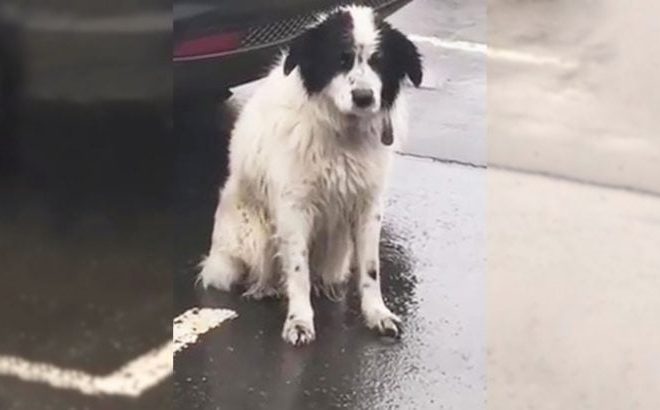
[
  {"left": 284, "top": 11, "right": 355, "bottom": 94},
  {"left": 375, "top": 21, "right": 423, "bottom": 108}
]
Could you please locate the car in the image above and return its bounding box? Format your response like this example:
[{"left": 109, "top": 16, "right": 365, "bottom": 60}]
[{"left": 173, "top": 0, "right": 413, "bottom": 99}]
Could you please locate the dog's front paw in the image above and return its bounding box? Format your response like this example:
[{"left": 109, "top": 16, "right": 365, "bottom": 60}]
[
  {"left": 364, "top": 306, "right": 402, "bottom": 339},
  {"left": 282, "top": 315, "right": 315, "bottom": 346}
]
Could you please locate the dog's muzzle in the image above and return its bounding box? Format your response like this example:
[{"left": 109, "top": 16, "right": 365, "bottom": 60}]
[{"left": 351, "top": 88, "right": 375, "bottom": 108}]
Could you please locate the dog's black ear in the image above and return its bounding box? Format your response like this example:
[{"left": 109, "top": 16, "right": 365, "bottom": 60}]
[
  {"left": 404, "top": 39, "right": 423, "bottom": 87},
  {"left": 283, "top": 33, "right": 308, "bottom": 76},
  {"left": 283, "top": 44, "right": 299, "bottom": 75},
  {"left": 396, "top": 30, "right": 423, "bottom": 87},
  {"left": 382, "top": 26, "right": 422, "bottom": 87}
]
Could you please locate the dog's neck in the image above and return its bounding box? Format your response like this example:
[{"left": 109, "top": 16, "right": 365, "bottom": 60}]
[{"left": 345, "top": 112, "right": 383, "bottom": 132}]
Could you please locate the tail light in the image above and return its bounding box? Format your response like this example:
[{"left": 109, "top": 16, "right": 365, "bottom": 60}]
[{"left": 173, "top": 31, "right": 243, "bottom": 61}]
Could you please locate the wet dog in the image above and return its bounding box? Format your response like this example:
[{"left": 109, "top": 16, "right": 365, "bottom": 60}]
[{"left": 199, "top": 6, "right": 422, "bottom": 346}]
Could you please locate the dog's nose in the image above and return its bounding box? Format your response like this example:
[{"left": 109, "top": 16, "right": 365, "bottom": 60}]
[{"left": 351, "top": 89, "right": 374, "bottom": 108}]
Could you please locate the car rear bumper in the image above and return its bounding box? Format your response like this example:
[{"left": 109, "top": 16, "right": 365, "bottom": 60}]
[{"left": 174, "top": 41, "right": 280, "bottom": 99}]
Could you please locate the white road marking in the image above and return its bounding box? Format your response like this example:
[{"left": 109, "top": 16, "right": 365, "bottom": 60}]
[
  {"left": 0, "top": 343, "right": 173, "bottom": 397},
  {"left": 173, "top": 308, "right": 238, "bottom": 354},
  {"left": 408, "top": 34, "right": 577, "bottom": 69},
  {"left": 0, "top": 308, "right": 236, "bottom": 397}
]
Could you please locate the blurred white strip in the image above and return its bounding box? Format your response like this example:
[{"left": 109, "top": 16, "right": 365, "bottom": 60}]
[
  {"left": 0, "top": 343, "right": 172, "bottom": 397},
  {"left": 0, "top": 308, "right": 236, "bottom": 397},
  {"left": 408, "top": 34, "right": 577, "bottom": 69},
  {"left": 408, "top": 34, "right": 488, "bottom": 54},
  {"left": 0, "top": 5, "right": 168, "bottom": 33}
]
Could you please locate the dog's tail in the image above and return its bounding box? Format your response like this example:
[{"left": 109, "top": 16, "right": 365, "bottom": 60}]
[{"left": 196, "top": 252, "right": 243, "bottom": 291}]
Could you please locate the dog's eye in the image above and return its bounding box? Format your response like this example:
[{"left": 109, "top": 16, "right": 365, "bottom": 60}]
[
  {"left": 340, "top": 51, "right": 354, "bottom": 69},
  {"left": 368, "top": 52, "right": 382, "bottom": 67}
]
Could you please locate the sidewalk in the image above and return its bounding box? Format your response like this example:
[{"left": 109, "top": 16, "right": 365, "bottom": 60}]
[
  {"left": 489, "top": 0, "right": 660, "bottom": 195},
  {"left": 488, "top": 2, "right": 660, "bottom": 405},
  {"left": 488, "top": 168, "right": 660, "bottom": 409}
]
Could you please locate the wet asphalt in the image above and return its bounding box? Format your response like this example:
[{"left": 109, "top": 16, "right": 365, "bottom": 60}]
[
  {"left": 174, "top": 154, "right": 485, "bottom": 410},
  {"left": 389, "top": 0, "right": 485, "bottom": 166},
  {"left": 0, "top": 102, "right": 173, "bottom": 410}
]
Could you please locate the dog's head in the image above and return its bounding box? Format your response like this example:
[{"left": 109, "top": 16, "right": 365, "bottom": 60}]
[{"left": 283, "top": 6, "right": 422, "bottom": 116}]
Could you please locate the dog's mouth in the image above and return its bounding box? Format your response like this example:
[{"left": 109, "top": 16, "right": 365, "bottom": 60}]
[{"left": 346, "top": 106, "right": 379, "bottom": 118}]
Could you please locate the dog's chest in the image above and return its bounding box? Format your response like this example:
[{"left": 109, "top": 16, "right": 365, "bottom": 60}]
[{"left": 304, "top": 145, "right": 384, "bottom": 215}]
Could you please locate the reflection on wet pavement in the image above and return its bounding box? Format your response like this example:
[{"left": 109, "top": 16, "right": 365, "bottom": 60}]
[
  {"left": 175, "top": 226, "right": 417, "bottom": 410},
  {"left": 0, "top": 102, "right": 172, "bottom": 409}
]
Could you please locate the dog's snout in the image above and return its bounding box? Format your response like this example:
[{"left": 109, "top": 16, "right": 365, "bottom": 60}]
[{"left": 351, "top": 89, "right": 374, "bottom": 108}]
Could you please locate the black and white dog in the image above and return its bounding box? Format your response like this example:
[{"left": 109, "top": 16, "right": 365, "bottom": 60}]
[{"left": 199, "top": 5, "right": 422, "bottom": 346}]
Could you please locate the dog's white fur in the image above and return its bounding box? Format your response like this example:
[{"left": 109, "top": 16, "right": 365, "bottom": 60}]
[
  {"left": 325, "top": 7, "right": 383, "bottom": 115},
  {"left": 199, "top": 6, "right": 409, "bottom": 345}
]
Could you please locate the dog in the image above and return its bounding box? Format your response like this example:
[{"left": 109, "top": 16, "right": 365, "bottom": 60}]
[{"left": 198, "top": 5, "right": 422, "bottom": 346}]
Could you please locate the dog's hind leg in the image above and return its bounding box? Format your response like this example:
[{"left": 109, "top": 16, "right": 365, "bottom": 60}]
[
  {"left": 313, "top": 226, "right": 352, "bottom": 301},
  {"left": 197, "top": 181, "right": 247, "bottom": 291},
  {"left": 199, "top": 208, "right": 277, "bottom": 296},
  {"left": 241, "top": 237, "right": 280, "bottom": 300}
]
